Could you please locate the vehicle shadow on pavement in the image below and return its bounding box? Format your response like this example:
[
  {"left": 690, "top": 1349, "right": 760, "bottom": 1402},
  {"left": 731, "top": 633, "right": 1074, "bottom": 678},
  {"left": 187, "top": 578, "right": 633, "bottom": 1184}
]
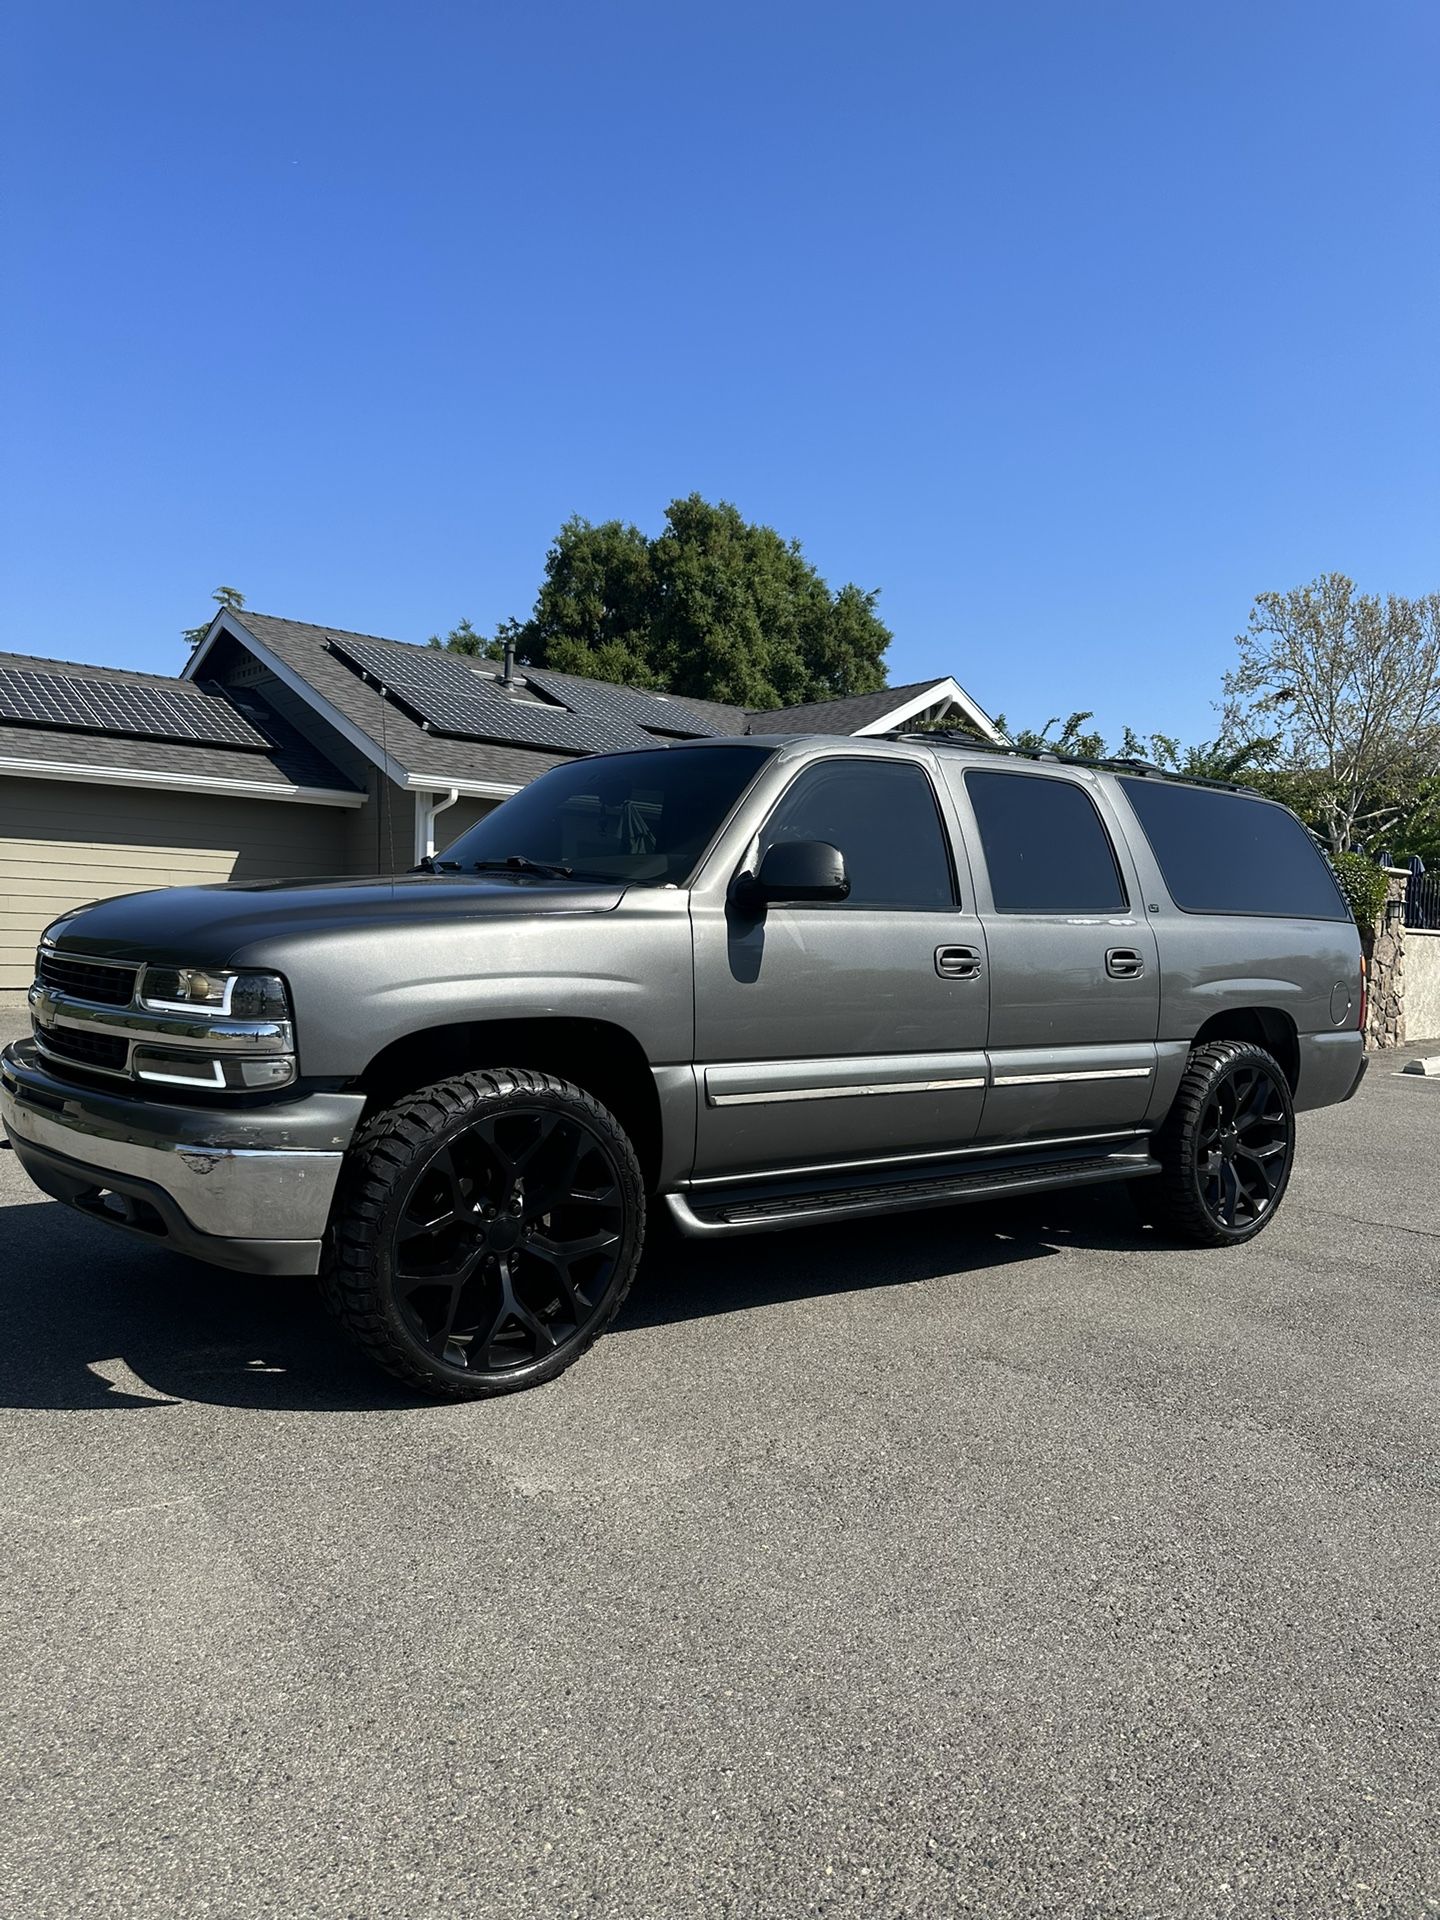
[
  {"left": 0, "top": 1195, "right": 417, "bottom": 1413},
  {"left": 620, "top": 1184, "right": 1154, "bottom": 1330},
  {"left": 0, "top": 1186, "right": 1155, "bottom": 1413}
]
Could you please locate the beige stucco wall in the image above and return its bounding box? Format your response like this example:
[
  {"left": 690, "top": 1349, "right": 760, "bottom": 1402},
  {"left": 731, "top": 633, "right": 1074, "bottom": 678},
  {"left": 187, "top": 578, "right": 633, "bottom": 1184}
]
[
  {"left": 1406, "top": 930, "right": 1440, "bottom": 1043},
  {"left": 0, "top": 775, "right": 353, "bottom": 990}
]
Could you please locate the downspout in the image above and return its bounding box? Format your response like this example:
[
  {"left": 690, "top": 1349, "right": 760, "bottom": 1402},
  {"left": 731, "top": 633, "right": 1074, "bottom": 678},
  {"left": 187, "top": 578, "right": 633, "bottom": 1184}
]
[{"left": 416, "top": 786, "right": 461, "bottom": 864}]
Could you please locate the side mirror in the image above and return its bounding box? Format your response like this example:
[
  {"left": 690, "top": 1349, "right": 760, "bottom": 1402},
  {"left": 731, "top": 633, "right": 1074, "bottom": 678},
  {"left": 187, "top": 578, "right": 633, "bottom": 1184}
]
[{"left": 732, "top": 840, "right": 850, "bottom": 913}]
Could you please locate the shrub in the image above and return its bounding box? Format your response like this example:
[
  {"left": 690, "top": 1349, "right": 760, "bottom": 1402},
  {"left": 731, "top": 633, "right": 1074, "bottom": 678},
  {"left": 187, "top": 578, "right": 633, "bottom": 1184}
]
[{"left": 1329, "top": 852, "right": 1389, "bottom": 927}]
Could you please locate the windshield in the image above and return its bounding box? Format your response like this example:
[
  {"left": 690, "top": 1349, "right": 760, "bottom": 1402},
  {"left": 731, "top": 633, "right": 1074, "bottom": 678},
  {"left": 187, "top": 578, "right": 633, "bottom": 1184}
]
[{"left": 439, "top": 744, "right": 774, "bottom": 887}]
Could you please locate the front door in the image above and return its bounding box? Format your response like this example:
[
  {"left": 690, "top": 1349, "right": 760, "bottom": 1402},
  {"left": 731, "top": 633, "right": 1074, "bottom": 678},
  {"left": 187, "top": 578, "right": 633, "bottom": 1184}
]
[
  {"left": 941, "top": 764, "right": 1160, "bottom": 1140},
  {"left": 691, "top": 755, "right": 990, "bottom": 1180}
]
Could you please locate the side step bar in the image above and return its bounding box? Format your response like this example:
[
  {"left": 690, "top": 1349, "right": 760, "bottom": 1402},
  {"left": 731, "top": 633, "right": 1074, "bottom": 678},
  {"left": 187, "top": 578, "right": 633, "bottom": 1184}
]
[{"left": 665, "top": 1149, "right": 1160, "bottom": 1238}]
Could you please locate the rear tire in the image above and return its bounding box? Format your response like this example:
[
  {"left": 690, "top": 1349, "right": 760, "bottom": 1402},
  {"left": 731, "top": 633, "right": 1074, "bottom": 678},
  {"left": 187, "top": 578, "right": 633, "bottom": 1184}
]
[
  {"left": 320, "top": 1069, "right": 645, "bottom": 1398},
  {"left": 1148, "top": 1040, "right": 1296, "bottom": 1247}
]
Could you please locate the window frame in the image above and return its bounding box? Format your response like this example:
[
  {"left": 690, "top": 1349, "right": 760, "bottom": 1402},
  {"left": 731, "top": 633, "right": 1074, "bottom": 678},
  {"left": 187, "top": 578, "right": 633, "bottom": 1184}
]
[
  {"left": 748, "top": 754, "right": 960, "bottom": 912},
  {"left": 962, "top": 766, "right": 1131, "bottom": 916}
]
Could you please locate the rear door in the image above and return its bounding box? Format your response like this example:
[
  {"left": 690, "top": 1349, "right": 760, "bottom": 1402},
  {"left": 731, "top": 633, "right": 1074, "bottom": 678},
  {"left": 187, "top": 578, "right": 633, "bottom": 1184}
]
[
  {"left": 940, "top": 764, "right": 1160, "bottom": 1140},
  {"left": 690, "top": 753, "right": 990, "bottom": 1180}
]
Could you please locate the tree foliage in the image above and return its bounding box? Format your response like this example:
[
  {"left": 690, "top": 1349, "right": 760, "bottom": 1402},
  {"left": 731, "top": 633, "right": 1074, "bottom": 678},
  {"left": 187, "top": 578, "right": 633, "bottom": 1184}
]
[
  {"left": 1328, "top": 852, "right": 1390, "bottom": 928},
  {"left": 434, "top": 495, "right": 892, "bottom": 709},
  {"left": 990, "top": 709, "right": 1278, "bottom": 781},
  {"left": 1224, "top": 574, "right": 1440, "bottom": 853},
  {"left": 183, "top": 586, "right": 245, "bottom": 649}
]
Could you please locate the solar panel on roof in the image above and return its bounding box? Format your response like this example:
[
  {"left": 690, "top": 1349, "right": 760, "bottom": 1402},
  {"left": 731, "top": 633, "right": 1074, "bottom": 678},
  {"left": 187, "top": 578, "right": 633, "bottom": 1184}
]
[
  {"left": 521, "top": 669, "right": 728, "bottom": 738},
  {"left": 0, "top": 665, "right": 271, "bottom": 750},
  {"left": 327, "top": 637, "right": 660, "bottom": 755}
]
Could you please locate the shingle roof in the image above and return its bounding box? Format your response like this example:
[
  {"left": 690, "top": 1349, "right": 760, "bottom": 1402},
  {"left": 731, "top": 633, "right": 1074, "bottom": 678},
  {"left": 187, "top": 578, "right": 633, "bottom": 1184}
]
[
  {"left": 742, "top": 679, "right": 949, "bottom": 735},
  {"left": 214, "top": 612, "right": 749, "bottom": 786},
  {"left": 0, "top": 646, "right": 360, "bottom": 796}
]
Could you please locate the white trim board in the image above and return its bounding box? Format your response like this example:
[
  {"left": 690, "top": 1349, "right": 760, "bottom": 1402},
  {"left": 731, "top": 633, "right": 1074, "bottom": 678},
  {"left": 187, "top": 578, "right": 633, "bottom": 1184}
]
[{"left": 853, "top": 676, "right": 1007, "bottom": 744}]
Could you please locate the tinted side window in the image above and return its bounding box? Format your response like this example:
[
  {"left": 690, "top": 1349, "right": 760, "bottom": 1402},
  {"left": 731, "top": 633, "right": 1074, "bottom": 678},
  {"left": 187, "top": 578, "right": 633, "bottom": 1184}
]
[
  {"left": 1118, "top": 778, "right": 1347, "bottom": 919},
  {"left": 965, "top": 770, "right": 1127, "bottom": 913},
  {"left": 758, "top": 760, "right": 955, "bottom": 909}
]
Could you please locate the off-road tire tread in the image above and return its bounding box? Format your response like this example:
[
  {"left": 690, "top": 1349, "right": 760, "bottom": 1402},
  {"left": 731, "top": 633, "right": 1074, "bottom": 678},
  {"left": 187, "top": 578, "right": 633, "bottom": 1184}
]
[
  {"left": 319, "top": 1068, "right": 645, "bottom": 1398},
  {"left": 1149, "top": 1039, "right": 1294, "bottom": 1247}
]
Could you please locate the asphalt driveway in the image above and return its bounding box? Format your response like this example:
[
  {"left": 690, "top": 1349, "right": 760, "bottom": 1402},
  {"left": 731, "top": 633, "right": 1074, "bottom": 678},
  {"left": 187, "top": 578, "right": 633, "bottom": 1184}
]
[{"left": 1, "top": 1036, "right": 1436, "bottom": 1919}]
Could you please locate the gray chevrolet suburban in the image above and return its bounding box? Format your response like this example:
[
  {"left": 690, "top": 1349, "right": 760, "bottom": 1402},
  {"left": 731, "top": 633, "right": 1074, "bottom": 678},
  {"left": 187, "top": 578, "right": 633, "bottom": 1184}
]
[{"left": 2, "top": 733, "right": 1366, "bottom": 1398}]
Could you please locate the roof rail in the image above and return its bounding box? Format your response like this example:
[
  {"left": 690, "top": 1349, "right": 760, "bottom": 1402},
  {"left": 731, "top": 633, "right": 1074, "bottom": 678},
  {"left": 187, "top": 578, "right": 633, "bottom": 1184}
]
[{"left": 883, "top": 730, "right": 1262, "bottom": 795}]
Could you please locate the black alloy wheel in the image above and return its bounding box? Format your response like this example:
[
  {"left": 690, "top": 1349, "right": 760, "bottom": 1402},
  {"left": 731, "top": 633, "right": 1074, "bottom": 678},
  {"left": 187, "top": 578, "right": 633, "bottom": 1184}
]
[
  {"left": 1147, "top": 1039, "right": 1297, "bottom": 1246},
  {"left": 1195, "top": 1059, "right": 1291, "bottom": 1230},
  {"left": 322, "top": 1070, "right": 646, "bottom": 1397}
]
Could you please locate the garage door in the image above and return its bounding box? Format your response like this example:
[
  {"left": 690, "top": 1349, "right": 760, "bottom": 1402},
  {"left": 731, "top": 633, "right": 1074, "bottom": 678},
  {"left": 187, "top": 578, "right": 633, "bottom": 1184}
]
[{"left": 0, "top": 776, "right": 352, "bottom": 990}]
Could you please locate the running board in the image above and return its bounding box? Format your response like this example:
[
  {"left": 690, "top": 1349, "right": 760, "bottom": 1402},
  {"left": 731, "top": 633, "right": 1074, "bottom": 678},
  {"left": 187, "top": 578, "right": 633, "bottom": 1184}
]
[{"left": 665, "top": 1150, "right": 1160, "bottom": 1238}]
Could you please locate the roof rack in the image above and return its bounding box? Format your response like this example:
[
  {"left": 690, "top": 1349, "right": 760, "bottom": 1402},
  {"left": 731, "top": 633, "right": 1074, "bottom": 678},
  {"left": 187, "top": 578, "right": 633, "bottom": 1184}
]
[{"left": 883, "top": 729, "right": 1261, "bottom": 796}]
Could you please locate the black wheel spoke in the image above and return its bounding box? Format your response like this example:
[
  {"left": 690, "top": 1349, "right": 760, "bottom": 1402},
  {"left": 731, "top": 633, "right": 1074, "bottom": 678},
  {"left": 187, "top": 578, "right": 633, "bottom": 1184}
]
[
  {"left": 386, "top": 1100, "right": 628, "bottom": 1377},
  {"left": 1193, "top": 1058, "right": 1294, "bottom": 1235}
]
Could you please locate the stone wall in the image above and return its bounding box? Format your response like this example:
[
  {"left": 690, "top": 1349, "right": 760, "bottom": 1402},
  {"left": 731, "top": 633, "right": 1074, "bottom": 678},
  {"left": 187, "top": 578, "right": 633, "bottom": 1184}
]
[
  {"left": 1405, "top": 929, "right": 1440, "bottom": 1043},
  {"left": 1362, "top": 868, "right": 1410, "bottom": 1050}
]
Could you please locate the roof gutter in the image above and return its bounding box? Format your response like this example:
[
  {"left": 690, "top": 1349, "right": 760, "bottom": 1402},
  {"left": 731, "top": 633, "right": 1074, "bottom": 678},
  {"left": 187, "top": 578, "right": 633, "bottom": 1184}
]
[{"left": 0, "top": 755, "right": 364, "bottom": 807}]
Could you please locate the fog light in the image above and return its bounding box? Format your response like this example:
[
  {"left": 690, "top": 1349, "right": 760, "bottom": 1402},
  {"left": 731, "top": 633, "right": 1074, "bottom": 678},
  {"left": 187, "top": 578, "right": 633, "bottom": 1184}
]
[
  {"left": 132, "top": 1048, "right": 296, "bottom": 1090},
  {"left": 134, "top": 1048, "right": 226, "bottom": 1087}
]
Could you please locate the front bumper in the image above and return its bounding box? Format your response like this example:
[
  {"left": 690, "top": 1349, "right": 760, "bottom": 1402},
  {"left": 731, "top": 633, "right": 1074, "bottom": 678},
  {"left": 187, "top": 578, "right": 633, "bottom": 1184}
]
[{"left": 1, "top": 1039, "right": 365, "bottom": 1275}]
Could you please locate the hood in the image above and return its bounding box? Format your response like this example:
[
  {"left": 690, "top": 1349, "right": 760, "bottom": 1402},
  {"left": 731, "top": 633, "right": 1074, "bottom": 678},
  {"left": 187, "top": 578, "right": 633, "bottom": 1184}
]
[{"left": 45, "top": 873, "right": 628, "bottom": 966}]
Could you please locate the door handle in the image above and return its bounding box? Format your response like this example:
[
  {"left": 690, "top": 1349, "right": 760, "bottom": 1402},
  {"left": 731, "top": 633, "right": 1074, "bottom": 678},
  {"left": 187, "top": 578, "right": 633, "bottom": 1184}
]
[
  {"left": 936, "top": 945, "right": 983, "bottom": 980},
  {"left": 1105, "top": 947, "right": 1145, "bottom": 979}
]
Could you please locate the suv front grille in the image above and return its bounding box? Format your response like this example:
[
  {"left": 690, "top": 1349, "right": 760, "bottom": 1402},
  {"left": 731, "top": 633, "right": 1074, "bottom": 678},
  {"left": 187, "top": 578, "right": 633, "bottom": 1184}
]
[
  {"left": 37, "top": 952, "right": 137, "bottom": 1007},
  {"left": 35, "top": 1026, "right": 130, "bottom": 1072}
]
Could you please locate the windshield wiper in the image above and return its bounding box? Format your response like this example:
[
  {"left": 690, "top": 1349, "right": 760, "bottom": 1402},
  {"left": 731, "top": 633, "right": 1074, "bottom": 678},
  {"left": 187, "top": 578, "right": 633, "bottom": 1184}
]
[
  {"left": 468, "top": 855, "right": 575, "bottom": 879},
  {"left": 410, "top": 854, "right": 462, "bottom": 873}
]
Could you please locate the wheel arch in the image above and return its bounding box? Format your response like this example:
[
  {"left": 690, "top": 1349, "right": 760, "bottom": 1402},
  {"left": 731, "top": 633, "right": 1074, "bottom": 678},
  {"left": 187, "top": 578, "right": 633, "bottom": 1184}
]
[
  {"left": 353, "top": 1016, "right": 666, "bottom": 1189},
  {"left": 1191, "top": 1006, "right": 1300, "bottom": 1092}
]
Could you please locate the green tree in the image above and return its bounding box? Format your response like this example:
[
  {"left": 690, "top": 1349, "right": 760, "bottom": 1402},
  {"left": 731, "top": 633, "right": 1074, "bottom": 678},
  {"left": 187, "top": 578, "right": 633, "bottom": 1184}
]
[
  {"left": 436, "top": 496, "right": 892, "bottom": 708},
  {"left": 182, "top": 586, "right": 245, "bottom": 649},
  {"left": 1224, "top": 574, "right": 1440, "bottom": 852},
  {"left": 988, "top": 712, "right": 1278, "bottom": 778},
  {"left": 427, "top": 617, "right": 486, "bottom": 655}
]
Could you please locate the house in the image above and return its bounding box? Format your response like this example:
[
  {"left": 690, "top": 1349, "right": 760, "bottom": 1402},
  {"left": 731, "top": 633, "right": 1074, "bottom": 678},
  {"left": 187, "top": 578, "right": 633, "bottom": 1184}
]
[{"left": 0, "top": 607, "right": 1002, "bottom": 989}]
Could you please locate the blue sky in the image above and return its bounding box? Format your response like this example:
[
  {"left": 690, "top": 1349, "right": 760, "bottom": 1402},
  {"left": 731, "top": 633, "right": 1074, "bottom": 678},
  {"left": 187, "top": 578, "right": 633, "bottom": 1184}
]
[{"left": 2, "top": 1, "right": 1435, "bottom": 743}]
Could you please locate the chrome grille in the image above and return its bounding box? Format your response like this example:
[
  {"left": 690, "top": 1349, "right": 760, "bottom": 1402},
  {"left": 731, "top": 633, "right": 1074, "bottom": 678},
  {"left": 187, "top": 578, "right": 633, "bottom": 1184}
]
[{"left": 37, "top": 951, "right": 137, "bottom": 1007}]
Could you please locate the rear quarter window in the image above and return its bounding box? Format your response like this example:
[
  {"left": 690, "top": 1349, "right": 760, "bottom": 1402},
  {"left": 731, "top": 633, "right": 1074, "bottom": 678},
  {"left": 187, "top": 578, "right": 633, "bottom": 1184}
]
[{"left": 1118, "top": 778, "right": 1347, "bottom": 920}]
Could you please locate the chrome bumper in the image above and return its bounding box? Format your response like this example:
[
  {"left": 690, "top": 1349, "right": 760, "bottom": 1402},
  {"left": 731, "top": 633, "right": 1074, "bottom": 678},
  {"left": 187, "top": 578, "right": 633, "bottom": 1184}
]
[{"left": 1, "top": 1039, "right": 364, "bottom": 1275}]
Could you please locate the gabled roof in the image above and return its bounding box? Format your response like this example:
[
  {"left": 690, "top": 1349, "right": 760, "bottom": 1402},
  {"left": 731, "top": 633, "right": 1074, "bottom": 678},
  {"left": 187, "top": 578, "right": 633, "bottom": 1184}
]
[
  {"left": 0, "top": 646, "right": 362, "bottom": 805},
  {"left": 745, "top": 676, "right": 1004, "bottom": 741}
]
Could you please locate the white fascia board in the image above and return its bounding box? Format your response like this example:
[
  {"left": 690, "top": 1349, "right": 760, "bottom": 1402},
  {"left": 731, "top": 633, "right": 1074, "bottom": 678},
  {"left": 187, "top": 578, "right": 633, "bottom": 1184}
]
[
  {"left": 853, "top": 677, "right": 1007, "bottom": 744},
  {"left": 185, "top": 613, "right": 414, "bottom": 788},
  {"left": 0, "top": 755, "right": 363, "bottom": 807}
]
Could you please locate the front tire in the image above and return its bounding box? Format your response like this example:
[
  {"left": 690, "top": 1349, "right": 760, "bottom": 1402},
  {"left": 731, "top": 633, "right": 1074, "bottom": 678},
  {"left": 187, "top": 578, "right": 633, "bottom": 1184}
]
[
  {"left": 320, "top": 1069, "right": 645, "bottom": 1398},
  {"left": 1148, "top": 1040, "right": 1296, "bottom": 1246}
]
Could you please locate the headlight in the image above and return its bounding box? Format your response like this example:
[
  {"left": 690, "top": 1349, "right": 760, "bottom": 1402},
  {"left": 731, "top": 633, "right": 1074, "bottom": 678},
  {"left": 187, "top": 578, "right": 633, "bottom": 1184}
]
[{"left": 140, "top": 967, "right": 291, "bottom": 1021}]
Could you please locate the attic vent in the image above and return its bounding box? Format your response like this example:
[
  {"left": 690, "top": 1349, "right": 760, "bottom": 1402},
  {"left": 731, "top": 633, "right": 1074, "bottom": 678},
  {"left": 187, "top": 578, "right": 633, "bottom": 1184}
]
[{"left": 226, "top": 658, "right": 271, "bottom": 687}]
